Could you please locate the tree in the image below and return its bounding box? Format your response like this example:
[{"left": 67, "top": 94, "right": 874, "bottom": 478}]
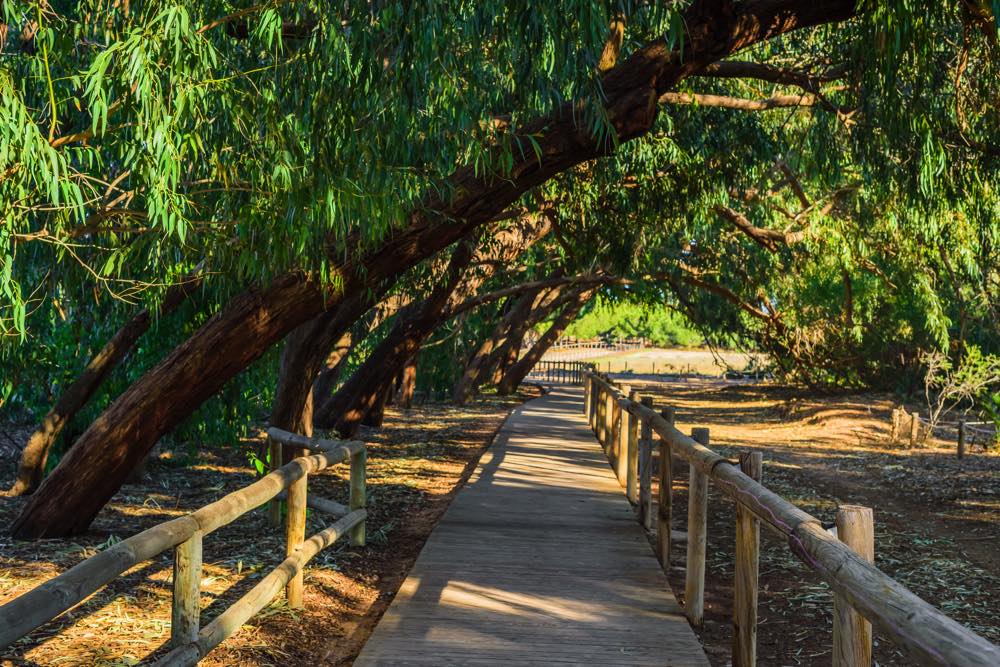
[{"left": 9, "top": 0, "right": 1000, "bottom": 536}]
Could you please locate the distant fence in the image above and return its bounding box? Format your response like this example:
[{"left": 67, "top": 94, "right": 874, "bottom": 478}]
[
  {"left": 526, "top": 360, "right": 594, "bottom": 385},
  {"left": 584, "top": 371, "right": 1000, "bottom": 667},
  {"left": 0, "top": 428, "right": 367, "bottom": 666},
  {"left": 541, "top": 337, "right": 645, "bottom": 361},
  {"left": 890, "top": 407, "right": 998, "bottom": 458}
]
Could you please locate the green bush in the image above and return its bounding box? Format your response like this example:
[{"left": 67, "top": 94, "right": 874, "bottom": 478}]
[{"left": 562, "top": 301, "right": 704, "bottom": 347}]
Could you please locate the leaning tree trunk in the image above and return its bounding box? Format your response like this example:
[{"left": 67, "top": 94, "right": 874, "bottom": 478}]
[
  {"left": 310, "top": 330, "right": 355, "bottom": 409},
  {"left": 270, "top": 278, "right": 399, "bottom": 443},
  {"left": 12, "top": 2, "right": 857, "bottom": 536},
  {"left": 319, "top": 213, "right": 553, "bottom": 432},
  {"left": 497, "top": 289, "right": 593, "bottom": 394},
  {"left": 452, "top": 292, "right": 538, "bottom": 404},
  {"left": 3, "top": 276, "right": 203, "bottom": 497},
  {"left": 316, "top": 238, "right": 478, "bottom": 435},
  {"left": 11, "top": 273, "right": 327, "bottom": 538},
  {"left": 479, "top": 283, "right": 572, "bottom": 389}
]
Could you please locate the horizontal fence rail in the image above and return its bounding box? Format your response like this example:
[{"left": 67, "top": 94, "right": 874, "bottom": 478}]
[
  {"left": 0, "top": 429, "right": 367, "bottom": 666},
  {"left": 583, "top": 371, "right": 1000, "bottom": 667}
]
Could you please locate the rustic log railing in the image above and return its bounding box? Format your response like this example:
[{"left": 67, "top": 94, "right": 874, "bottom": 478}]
[
  {"left": 526, "top": 360, "right": 593, "bottom": 385},
  {"left": 583, "top": 371, "right": 1000, "bottom": 667},
  {"left": 0, "top": 428, "right": 366, "bottom": 666}
]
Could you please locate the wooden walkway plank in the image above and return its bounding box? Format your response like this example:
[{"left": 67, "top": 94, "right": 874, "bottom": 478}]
[{"left": 354, "top": 387, "right": 709, "bottom": 666}]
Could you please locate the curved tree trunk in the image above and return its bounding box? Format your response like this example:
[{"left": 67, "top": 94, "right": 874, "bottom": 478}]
[
  {"left": 3, "top": 276, "right": 202, "bottom": 497},
  {"left": 12, "top": 1, "right": 857, "bottom": 536},
  {"left": 319, "top": 214, "right": 552, "bottom": 433},
  {"left": 310, "top": 330, "right": 356, "bottom": 409},
  {"left": 497, "top": 288, "right": 594, "bottom": 394},
  {"left": 316, "top": 237, "right": 479, "bottom": 435},
  {"left": 451, "top": 297, "right": 526, "bottom": 404},
  {"left": 479, "top": 283, "right": 572, "bottom": 388},
  {"left": 11, "top": 273, "right": 327, "bottom": 538}
]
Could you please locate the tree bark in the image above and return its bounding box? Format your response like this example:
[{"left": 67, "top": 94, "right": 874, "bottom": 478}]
[
  {"left": 497, "top": 288, "right": 594, "bottom": 394},
  {"left": 317, "top": 237, "right": 480, "bottom": 435},
  {"left": 13, "top": 0, "right": 858, "bottom": 536},
  {"left": 310, "top": 329, "right": 356, "bottom": 408},
  {"left": 452, "top": 293, "right": 536, "bottom": 404},
  {"left": 396, "top": 355, "right": 418, "bottom": 409},
  {"left": 317, "top": 215, "right": 551, "bottom": 432},
  {"left": 482, "top": 284, "right": 576, "bottom": 388},
  {"left": 11, "top": 273, "right": 327, "bottom": 538},
  {"left": 3, "top": 276, "right": 202, "bottom": 497}
]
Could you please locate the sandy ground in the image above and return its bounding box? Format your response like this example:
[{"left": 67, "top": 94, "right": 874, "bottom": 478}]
[{"left": 585, "top": 348, "right": 758, "bottom": 376}]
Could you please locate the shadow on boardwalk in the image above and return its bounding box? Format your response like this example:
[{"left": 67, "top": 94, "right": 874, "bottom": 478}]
[{"left": 355, "top": 387, "right": 708, "bottom": 666}]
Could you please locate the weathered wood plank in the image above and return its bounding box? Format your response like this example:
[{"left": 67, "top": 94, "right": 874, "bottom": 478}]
[{"left": 354, "top": 387, "right": 708, "bottom": 666}]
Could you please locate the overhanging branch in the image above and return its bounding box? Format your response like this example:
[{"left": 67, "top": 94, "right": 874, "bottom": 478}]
[{"left": 659, "top": 91, "right": 819, "bottom": 111}]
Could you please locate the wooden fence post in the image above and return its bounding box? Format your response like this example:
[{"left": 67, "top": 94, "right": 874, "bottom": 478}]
[
  {"left": 909, "top": 411, "right": 920, "bottom": 448},
  {"left": 350, "top": 447, "right": 367, "bottom": 546},
  {"left": 589, "top": 378, "right": 597, "bottom": 430},
  {"left": 604, "top": 390, "right": 614, "bottom": 452},
  {"left": 889, "top": 407, "right": 902, "bottom": 443},
  {"left": 833, "top": 505, "right": 874, "bottom": 667},
  {"left": 266, "top": 436, "right": 282, "bottom": 528},
  {"left": 616, "top": 386, "right": 631, "bottom": 487},
  {"left": 734, "top": 451, "right": 762, "bottom": 667},
  {"left": 625, "top": 390, "right": 640, "bottom": 500},
  {"left": 614, "top": 392, "right": 626, "bottom": 474},
  {"left": 686, "top": 427, "right": 710, "bottom": 627},
  {"left": 285, "top": 470, "right": 307, "bottom": 608},
  {"left": 657, "top": 407, "right": 675, "bottom": 566},
  {"left": 584, "top": 374, "right": 591, "bottom": 419},
  {"left": 590, "top": 377, "right": 601, "bottom": 436},
  {"left": 958, "top": 420, "right": 966, "bottom": 459},
  {"left": 171, "top": 530, "right": 202, "bottom": 647},
  {"left": 638, "top": 396, "right": 654, "bottom": 529}
]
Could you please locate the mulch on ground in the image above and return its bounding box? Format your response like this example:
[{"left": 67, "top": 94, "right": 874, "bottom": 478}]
[{"left": 0, "top": 390, "right": 535, "bottom": 666}]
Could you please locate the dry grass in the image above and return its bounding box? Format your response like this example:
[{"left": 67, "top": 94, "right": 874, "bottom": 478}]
[
  {"left": 588, "top": 348, "right": 757, "bottom": 376},
  {"left": 0, "top": 391, "right": 533, "bottom": 666}
]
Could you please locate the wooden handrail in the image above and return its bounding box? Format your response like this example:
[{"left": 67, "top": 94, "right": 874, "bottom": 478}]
[
  {"left": 0, "top": 430, "right": 367, "bottom": 665},
  {"left": 155, "top": 509, "right": 367, "bottom": 666},
  {"left": 584, "top": 371, "right": 1000, "bottom": 667}
]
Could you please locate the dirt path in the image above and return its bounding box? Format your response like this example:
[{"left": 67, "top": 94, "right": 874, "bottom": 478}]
[
  {"left": 0, "top": 391, "right": 536, "bottom": 666},
  {"left": 624, "top": 379, "right": 1000, "bottom": 666}
]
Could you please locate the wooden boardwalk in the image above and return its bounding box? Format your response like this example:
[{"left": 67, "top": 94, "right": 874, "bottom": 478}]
[{"left": 355, "top": 387, "right": 708, "bottom": 666}]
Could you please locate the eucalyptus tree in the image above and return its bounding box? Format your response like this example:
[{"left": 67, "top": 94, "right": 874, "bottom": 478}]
[{"left": 8, "top": 0, "right": 997, "bottom": 536}]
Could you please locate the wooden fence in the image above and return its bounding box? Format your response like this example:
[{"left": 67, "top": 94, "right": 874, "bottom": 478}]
[
  {"left": 541, "top": 337, "right": 645, "bottom": 361},
  {"left": 889, "top": 407, "right": 997, "bottom": 458},
  {"left": 583, "top": 371, "right": 1000, "bottom": 667},
  {"left": 526, "top": 360, "right": 592, "bottom": 384},
  {"left": 0, "top": 428, "right": 367, "bottom": 666}
]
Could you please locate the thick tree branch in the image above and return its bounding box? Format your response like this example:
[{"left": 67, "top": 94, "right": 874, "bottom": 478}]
[
  {"left": 659, "top": 91, "right": 820, "bottom": 111},
  {"left": 697, "top": 60, "right": 847, "bottom": 93},
  {"left": 713, "top": 204, "right": 806, "bottom": 251}
]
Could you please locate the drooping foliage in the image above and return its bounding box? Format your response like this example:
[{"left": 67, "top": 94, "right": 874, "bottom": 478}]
[{"left": 1, "top": 0, "right": 999, "bottom": 505}]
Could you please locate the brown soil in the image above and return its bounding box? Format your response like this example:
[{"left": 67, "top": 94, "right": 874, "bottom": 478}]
[
  {"left": 627, "top": 379, "right": 1000, "bottom": 666},
  {"left": 0, "top": 390, "right": 536, "bottom": 666}
]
